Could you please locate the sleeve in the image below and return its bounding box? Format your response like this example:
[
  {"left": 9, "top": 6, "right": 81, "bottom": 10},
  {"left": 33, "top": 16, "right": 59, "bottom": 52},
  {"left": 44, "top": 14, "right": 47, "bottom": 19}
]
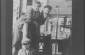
[
  {"left": 22, "top": 22, "right": 29, "bottom": 39},
  {"left": 26, "top": 7, "right": 33, "bottom": 23},
  {"left": 22, "top": 7, "right": 33, "bottom": 39}
]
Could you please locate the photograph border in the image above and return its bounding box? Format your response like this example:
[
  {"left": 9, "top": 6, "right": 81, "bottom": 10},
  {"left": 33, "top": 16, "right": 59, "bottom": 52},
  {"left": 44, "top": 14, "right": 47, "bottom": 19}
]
[{"left": 1, "top": 0, "right": 84, "bottom": 55}]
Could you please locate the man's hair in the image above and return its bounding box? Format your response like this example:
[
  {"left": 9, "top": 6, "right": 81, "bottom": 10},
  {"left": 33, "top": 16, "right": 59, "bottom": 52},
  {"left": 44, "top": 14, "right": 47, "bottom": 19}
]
[{"left": 44, "top": 5, "right": 52, "bottom": 10}]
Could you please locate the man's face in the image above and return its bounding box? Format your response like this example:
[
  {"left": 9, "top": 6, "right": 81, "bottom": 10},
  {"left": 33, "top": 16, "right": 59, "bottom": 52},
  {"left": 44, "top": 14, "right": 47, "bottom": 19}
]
[
  {"left": 34, "top": 4, "right": 41, "bottom": 11},
  {"left": 44, "top": 8, "right": 51, "bottom": 14}
]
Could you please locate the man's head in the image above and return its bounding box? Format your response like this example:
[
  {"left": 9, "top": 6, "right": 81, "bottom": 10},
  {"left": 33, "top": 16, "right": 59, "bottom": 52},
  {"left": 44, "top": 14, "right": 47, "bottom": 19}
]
[
  {"left": 33, "top": 1, "right": 41, "bottom": 11},
  {"left": 43, "top": 5, "right": 52, "bottom": 14},
  {"left": 21, "top": 38, "right": 31, "bottom": 50}
]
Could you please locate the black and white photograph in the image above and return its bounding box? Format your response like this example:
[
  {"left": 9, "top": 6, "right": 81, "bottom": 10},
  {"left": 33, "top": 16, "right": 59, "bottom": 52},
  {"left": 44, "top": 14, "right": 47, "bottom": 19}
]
[{"left": 12, "top": 0, "right": 72, "bottom": 55}]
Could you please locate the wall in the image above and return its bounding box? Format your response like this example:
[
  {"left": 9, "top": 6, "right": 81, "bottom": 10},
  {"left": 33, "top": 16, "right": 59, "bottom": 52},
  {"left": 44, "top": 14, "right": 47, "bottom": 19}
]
[{"left": 13, "top": 0, "right": 20, "bottom": 24}]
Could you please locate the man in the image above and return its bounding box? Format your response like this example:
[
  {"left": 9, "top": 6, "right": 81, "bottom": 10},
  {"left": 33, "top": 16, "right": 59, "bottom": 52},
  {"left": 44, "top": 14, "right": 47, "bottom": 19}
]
[
  {"left": 40, "top": 5, "right": 52, "bottom": 37},
  {"left": 40, "top": 5, "right": 52, "bottom": 55},
  {"left": 18, "top": 38, "right": 37, "bottom": 55},
  {"left": 22, "top": 1, "right": 44, "bottom": 54},
  {"left": 22, "top": 1, "right": 41, "bottom": 39}
]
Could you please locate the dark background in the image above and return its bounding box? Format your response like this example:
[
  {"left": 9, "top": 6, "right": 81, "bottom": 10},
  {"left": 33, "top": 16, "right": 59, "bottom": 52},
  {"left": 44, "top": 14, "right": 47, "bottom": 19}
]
[{"left": 1, "top": 0, "right": 84, "bottom": 55}]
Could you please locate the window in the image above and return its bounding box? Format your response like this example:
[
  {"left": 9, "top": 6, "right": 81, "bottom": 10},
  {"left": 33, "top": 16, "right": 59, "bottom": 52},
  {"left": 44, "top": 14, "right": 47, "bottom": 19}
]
[{"left": 27, "top": 0, "right": 33, "bottom": 5}]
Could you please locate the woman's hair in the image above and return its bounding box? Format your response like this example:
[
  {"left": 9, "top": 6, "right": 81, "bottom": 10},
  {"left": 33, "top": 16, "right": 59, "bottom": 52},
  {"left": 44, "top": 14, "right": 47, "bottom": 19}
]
[{"left": 44, "top": 5, "right": 52, "bottom": 10}]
